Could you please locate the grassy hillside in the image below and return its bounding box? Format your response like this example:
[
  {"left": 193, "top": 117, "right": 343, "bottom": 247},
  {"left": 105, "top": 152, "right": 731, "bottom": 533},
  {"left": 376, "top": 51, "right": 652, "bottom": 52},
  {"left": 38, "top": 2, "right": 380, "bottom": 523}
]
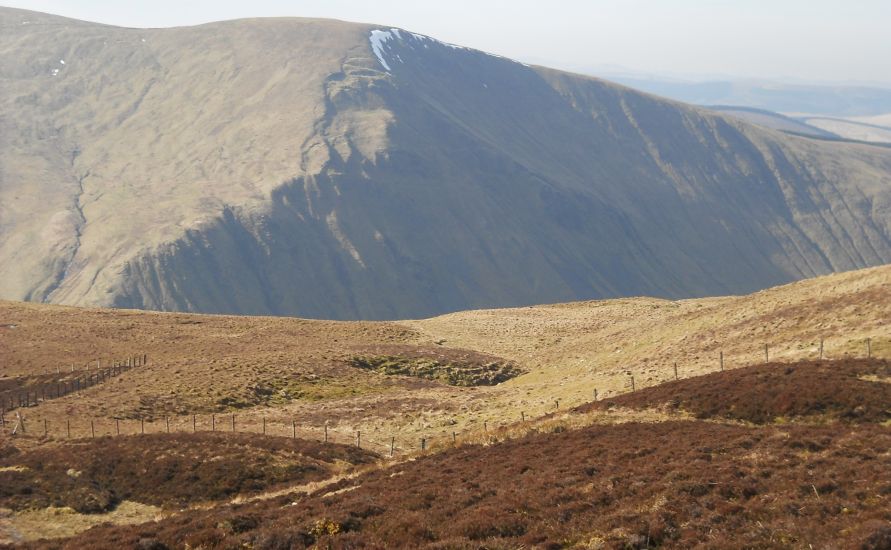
[
  {"left": 16, "top": 360, "right": 891, "bottom": 549},
  {"left": 1, "top": 266, "right": 890, "bottom": 545},
  {"left": 2, "top": 9, "right": 891, "bottom": 319},
  {"left": 1, "top": 264, "right": 888, "bottom": 450}
]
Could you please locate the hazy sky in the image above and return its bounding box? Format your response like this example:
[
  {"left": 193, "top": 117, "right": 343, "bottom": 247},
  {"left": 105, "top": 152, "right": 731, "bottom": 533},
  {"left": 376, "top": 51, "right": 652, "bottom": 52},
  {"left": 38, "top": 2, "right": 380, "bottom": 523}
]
[{"left": 6, "top": 0, "right": 891, "bottom": 86}]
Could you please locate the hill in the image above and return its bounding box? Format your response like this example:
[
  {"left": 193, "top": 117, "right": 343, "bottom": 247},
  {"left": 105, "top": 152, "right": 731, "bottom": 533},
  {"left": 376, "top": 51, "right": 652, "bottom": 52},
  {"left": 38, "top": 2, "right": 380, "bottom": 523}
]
[
  {"left": 0, "top": 433, "right": 376, "bottom": 543},
  {"left": 19, "top": 365, "right": 891, "bottom": 549},
  {"left": 576, "top": 359, "right": 891, "bottom": 424},
  {"left": 2, "top": 9, "right": 891, "bottom": 319},
  {"left": 1, "top": 265, "right": 890, "bottom": 545},
  {"left": 802, "top": 116, "right": 891, "bottom": 144},
  {"left": 608, "top": 76, "right": 891, "bottom": 117},
  {"left": 709, "top": 105, "right": 840, "bottom": 138},
  {"left": 1, "top": 263, "right": 889, "bottom": 456}
]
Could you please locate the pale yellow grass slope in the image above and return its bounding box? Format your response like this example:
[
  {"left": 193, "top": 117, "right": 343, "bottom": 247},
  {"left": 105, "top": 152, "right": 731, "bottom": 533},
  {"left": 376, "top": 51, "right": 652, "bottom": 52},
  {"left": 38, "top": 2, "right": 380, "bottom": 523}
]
[
  {"left": 404, "top": 264, "right": 891, "bottom": 418},
  {"left": 1, "top": 265, "right": 889, "bottom": 449}
]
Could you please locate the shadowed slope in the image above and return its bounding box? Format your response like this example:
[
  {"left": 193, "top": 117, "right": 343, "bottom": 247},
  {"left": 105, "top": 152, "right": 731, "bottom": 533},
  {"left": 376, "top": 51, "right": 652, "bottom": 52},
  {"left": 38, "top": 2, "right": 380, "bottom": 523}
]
[{"left": 2, "top": 10, "right": 891, "bottom": 319}]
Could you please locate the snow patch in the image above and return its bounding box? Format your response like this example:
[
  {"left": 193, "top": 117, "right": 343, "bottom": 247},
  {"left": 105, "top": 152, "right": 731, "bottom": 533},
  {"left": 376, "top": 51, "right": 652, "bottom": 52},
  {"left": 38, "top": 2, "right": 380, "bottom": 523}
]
[
  {"left": 59, "top": 59, "right": 65, "bottom": 65},
  {"left": 51, "top": 68, "right": 59, "bottom": 76},
  {"left": 407, "top": 31, "right": 468, "bottom": 51},
  {"left": 369, "top": 29, "right": 395, "bottom": 71},
  {"left": 370, "top": 28, "right": 474, "bottom": 72},
  {"left": 369, "top": 27, "right": 523, "bottom": 73}
]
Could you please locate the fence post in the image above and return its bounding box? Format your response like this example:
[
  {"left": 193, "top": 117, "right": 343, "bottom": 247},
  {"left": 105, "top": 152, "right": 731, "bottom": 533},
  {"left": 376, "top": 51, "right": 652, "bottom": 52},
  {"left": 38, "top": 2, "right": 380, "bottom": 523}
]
[
  {"left": 765, "top": 344, "right": 769, "bottom": 362},
  {"left": 867, "top": 338, "right": 871, "bottom": 358},
  {"left": 521, "top": 411, "right": 525, "bottom": 422},
  {"left": 292, "top": 419, "right": 296, "bottom": 439},
  {"left": 67, "top": 418, "right": 71, "bottom": 438},
  {"left": 116, "top": 418, "right": 120, "bottom": 436},
  {"left": 90, "top": 420, "right": 95, "bottom": 438},
  {"left": 212, "top": 414, "right": 216, "bottom": 432},
  {"left": 166, "top": 416, "right": 170, "bottom": 433},
  {"left": 141, "top": 417, "right": 145, "bottom": 434},
  {"left": 44, "top": 418, "right": 48, "bottom": 438},
  {"left": 555, "top": 399, "right": 559, "bottom": 410},
  {"left": 390, "top": 436, "right": 395, "bottom": 457},
  {"left": 263, "top": 417, "right": 266, "bottom": 435},
  {"left": 674, "top": 363, "right": 678, "bottom": 380},
  {"left": 484, "top": 421, "right": 488, "bottom": 432},
  {"left": 324, "top": 424, "right": 328, "bottom": 443},
  {"left": 193, "top": 415, "right": 197, "bottom": 433},
  {"left": 356, "top": 431, "right": 361, "bottom": 448},
  {"left": 231, "top": 414, "right": 235, "bottom": 432},
  {"left": 631, "top": 376, "right": 635, "bottom": 392},
  {"left": 720, "top": 351, "right": 724, "bottom": 371},
  {"left": 820, "top": 338, "right": 824, "bottom": 359},
  {"left": 421, "top": 438, "right": 426, "bottom": 451},
  {"left": 452, "top": 432, "right": 457, "bottom": 444}
]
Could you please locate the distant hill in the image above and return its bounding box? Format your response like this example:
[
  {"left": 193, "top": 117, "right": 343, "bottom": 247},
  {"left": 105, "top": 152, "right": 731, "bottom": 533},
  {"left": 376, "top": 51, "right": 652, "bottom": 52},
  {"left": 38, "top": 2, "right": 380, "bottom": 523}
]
[
  {"left": 2, "top": 8, "right": 891, "bottom": 319},
  {"left": 710, "top": 106, "right": 891, "bottom": 145},
  {"left": 608, "top": 75, "right": 891, "bottom": 117},
  {"left": 802, "top": 116, "right": 891, "bottom": 143},
  {"left": 707, "top": 105, "right": 840, "bottom": 138}
]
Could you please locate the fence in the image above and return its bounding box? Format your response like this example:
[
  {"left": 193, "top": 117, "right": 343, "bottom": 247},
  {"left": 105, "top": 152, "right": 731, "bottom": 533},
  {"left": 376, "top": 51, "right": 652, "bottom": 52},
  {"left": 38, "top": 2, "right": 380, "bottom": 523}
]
[
  {"left": 0, "top": 354, "right": 147, "bottom": 413},
  {"left": 0, "top": 337, "right": 884, "bottom": 456}
]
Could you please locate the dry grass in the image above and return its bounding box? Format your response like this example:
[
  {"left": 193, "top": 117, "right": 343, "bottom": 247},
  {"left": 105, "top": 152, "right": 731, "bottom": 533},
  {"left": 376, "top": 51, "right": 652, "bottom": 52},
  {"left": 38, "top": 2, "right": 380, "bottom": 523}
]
[
  {"left": 1, "top": 265, "right": 890, "bottom": 450},
  {"left": 0, "top": 263, "right": 889, "bottom": 547},
  {"left": 403, "top": 264, "right": 891, "bottom": 432},
  {"left": 0, "top": 501, "right": 163, "bottom": 544}
]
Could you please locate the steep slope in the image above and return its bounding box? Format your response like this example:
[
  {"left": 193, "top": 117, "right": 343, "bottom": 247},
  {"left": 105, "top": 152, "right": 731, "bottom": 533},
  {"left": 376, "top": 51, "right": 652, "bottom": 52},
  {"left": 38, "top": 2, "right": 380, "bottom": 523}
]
[{"left": 2, "top": 10, "right": 891, "bottom": 319}]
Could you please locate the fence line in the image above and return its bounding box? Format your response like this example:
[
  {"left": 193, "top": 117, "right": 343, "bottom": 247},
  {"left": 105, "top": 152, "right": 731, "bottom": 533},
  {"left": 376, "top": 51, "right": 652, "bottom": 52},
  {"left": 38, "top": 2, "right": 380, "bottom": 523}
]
[
  {"left": 0, "top": 337, "right": 884, "bottom": 455},
  {"left": 0, "top": 354, "right": 147, "bottom": 413}
]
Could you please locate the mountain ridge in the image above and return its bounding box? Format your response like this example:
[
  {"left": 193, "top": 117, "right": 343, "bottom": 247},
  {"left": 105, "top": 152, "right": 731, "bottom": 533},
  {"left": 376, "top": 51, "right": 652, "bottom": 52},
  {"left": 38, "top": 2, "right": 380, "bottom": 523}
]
[{"left": 2, "top": 9, "right": 891, "bottom": 319}]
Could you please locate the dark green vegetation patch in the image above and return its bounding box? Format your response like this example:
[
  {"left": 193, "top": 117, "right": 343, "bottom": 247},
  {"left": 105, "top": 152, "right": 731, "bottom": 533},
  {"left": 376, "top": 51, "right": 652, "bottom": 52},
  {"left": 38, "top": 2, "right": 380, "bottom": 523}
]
[{"left": 348, "top": 345, "right": 524, "bottom": 386}]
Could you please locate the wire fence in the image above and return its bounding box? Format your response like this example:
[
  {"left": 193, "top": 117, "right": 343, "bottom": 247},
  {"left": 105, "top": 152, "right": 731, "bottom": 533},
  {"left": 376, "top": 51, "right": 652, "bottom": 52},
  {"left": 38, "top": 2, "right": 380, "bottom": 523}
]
[
  {"left": 0, "top": 355, "right": 147, "bottom": 411},
  {"left": 0, "top": 337, "right": 884, "bottom": 456}
]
